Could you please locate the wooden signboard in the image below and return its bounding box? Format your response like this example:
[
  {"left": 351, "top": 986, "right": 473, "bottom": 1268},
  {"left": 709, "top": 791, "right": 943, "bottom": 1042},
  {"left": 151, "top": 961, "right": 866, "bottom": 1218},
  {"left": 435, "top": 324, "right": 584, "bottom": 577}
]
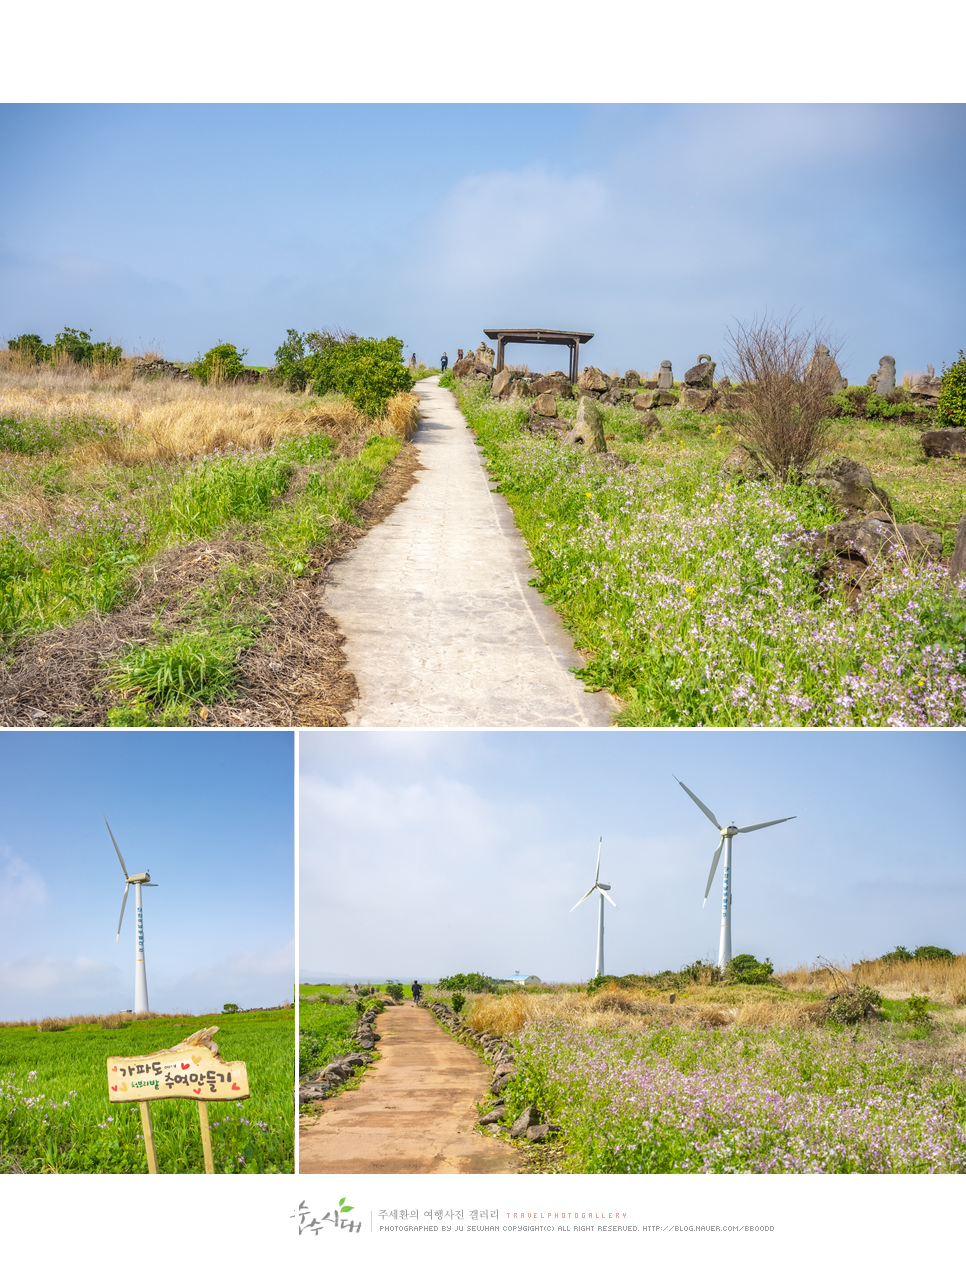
[{"left": 107, "top": 1026, "right": 249, "bottom": 1174}]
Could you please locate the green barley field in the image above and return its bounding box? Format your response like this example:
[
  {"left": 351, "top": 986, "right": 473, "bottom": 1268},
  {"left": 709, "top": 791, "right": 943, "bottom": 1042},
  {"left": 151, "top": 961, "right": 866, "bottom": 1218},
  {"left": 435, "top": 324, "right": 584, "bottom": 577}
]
[{"left": 0, "top": 1008, "right": 294, "bottom": 1174}]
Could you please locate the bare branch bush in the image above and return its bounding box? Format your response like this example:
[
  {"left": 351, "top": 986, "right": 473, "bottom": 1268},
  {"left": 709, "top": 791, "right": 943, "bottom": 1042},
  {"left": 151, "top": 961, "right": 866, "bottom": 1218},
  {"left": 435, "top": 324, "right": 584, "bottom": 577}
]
[{"left": 727, "top": 313, "right": 840, "bottom": 482}]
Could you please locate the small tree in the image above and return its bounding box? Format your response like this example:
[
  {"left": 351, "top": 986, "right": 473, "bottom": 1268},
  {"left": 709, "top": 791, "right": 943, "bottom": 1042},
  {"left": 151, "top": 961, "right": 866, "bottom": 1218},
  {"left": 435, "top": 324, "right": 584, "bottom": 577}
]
[
  {"left": 937, "top": 350, "right": 966, "bottom": 428},
  {"left": 727, "top": 313, "right": 839, "bottom": 481},
  {"left": 195, "top": 342, "right": 247, "bottom": 385}
]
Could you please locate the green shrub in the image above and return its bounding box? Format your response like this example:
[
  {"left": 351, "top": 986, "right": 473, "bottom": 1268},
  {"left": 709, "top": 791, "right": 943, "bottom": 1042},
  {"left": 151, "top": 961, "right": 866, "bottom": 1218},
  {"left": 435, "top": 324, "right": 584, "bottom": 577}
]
[
  {"left": 385, "top": 983, "right": 405, "bottom": 1003},
  {"left": 354, "top": 997, "right": 385, "bottom": 1015},
  {"left": 273, "top": 330, "right": 309, "bottom": 392},
  {"left": 195, "top": 343, "right": 248, "bottom": 385},
  {"left": 725, "top": 954, "right": 775, "bottom": 984},
  {"left": 8, "top": 329, "right": 122, "bottom": 366},
  {"left": 914, "top": 945, "right": 954, "bottom": 961},
  {"left": 937, "top": 350, "right": 966, "bottom": 428},
  {"left": 7, "top": 334, "right": 49, "bottom": 362},
  {"left": 451, "top": 993, "right": 466, "bottom": 1014},
  {"left": 309, "top": 334, "right": 413, "bottom": 417},
  {"left": 904, "top": 995, "right": 931, "bottom": 1024},
  {"left": 437, "top": 972, "right": 500, "bottom": 993},
  {"left": 222, "top": 1003, "right": 240, "bottom": 1014},
  {"left": 825, "top": 984, "right": 883, "bottom": 1025}
]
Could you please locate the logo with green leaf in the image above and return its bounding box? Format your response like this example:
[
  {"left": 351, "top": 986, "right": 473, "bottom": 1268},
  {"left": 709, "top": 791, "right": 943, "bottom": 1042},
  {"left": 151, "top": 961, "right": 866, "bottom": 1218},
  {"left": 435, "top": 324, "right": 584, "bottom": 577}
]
[{"left": 340, "top": 1197, "right": 354, "bottom": 1214}]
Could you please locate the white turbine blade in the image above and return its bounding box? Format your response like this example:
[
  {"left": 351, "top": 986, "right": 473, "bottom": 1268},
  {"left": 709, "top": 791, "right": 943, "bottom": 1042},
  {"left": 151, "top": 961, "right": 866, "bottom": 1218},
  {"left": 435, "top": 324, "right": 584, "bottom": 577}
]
[
  {"left": 702, "top": 837, "right": 725, "bottom": 905},
  {"left": 116, "top": 882, "right": 130, "bottom": 941},
  {"left": 571, "top": 885, "right": 597, "bottom": 911},
  {"left": 103, "top": 814, "right": 128, "bottom": 877},
  {"left": 599, "top": 889, "right": 618, "bottom": 909},
  {"left": 594, "top": 836, "right": 602, "bottom": 883},
  {"left": 735, "top": 816, "right": 796, "bottom": 834},
  {"left": 674, "top": 777, "right": 721, "bottom": 830}
]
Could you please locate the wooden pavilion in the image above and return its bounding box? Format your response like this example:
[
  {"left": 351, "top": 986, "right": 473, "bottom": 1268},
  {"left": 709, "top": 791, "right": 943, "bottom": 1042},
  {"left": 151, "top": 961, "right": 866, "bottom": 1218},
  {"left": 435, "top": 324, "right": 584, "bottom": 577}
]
[{"left": 482, "top": 328, "right": 594, "bottom": 382}]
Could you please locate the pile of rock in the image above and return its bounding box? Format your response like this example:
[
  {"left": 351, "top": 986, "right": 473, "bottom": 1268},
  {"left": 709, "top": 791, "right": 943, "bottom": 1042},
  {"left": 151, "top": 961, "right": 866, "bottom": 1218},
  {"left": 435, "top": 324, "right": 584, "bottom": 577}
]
[
  {"left": 911, "top": 366, "right": 943, "bottom": 410},
  {"left": 452, "top": 343, "right": 495, "bottom": 379},
  {"left": 132, "top": 357, "right": 195, "bottom": 382},
  {"left": 426, "top": 1002, "right": 559, "bottom": 1144}
]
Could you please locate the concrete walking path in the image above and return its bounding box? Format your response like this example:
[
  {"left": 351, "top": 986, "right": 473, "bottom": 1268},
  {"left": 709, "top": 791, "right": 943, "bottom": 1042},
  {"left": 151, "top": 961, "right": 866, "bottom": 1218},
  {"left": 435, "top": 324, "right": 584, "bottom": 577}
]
[
  {"left": 322, "top": 378, "right": 615, "bottom": 726},
  {"left": 298, "top": 1003, "right": 520, "bottom": 1174}
]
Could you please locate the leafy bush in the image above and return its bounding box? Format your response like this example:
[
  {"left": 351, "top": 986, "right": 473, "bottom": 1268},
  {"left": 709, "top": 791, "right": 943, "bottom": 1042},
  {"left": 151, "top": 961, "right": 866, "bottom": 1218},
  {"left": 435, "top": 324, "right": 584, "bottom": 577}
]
[
  {"left": 194, "top": 343, "right": 248, "bottom": 385},
  {"left": 824, "top": 984, "right": 883, "bottom": 1025},
  {"left": 223, "top": 1003, "right": 240, "bottom": 1014},
  {"left": 937, "top": 350, "right": 966, "bottom": 428},
  {"left": 904, "top": 995, "right": 931, "bottom": 1024},
  {"left": 725, "top": 954, "right": 775, "bottom": 984},
  {"left": 273, "top": 330, "right": 309, "bottom": 392},
  {"left": 437, "top": 972, "right": 500, "bottom": 993},
  {"left": 272, "top": 329, "right": 414, "bottom": 416},
  {"left": 451, "top": 993, "right": 466, "bottom": 1014},
  {"left": 384, "top": 983, "right": 405, "bottom": 1003},
  {"left": 354, "top": 997, "right": 385, "bottom": 1015},
  {"left": 8, "top": 328, "right": 122, "bottom": 366},
  {"left": 878, "top": 944, "right": 953, "bottom": 963}
]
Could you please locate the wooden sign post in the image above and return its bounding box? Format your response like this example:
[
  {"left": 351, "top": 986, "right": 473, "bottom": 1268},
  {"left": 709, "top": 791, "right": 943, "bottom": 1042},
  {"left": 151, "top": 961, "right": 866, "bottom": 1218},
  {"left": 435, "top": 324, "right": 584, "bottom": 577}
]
[{"left": 107, "top": 1026, "right": 249, "bottom": 1174}]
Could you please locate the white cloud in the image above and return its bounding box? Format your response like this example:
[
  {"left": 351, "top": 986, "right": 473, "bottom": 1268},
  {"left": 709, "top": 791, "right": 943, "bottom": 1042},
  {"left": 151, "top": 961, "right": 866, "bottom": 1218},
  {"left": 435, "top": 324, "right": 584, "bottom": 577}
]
[{"left": 0, "top": 847, "right": 47, "bottom": 915}]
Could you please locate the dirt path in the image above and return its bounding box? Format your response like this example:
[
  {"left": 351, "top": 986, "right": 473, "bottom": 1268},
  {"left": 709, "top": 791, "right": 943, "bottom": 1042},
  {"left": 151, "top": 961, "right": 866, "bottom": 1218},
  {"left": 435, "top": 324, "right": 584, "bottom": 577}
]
[
  {"left": 322, "top": 377, "right": 615, "bottom": 727},
  {"left": 298, "top": 1004, "right": 521, "bottom": 1174}
]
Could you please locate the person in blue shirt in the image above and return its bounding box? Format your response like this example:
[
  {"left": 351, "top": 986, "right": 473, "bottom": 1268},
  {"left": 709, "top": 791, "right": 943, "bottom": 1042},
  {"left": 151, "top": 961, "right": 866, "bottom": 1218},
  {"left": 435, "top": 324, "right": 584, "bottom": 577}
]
[{"left": 440, "top": 353, "right": 448, "bottom": 371}]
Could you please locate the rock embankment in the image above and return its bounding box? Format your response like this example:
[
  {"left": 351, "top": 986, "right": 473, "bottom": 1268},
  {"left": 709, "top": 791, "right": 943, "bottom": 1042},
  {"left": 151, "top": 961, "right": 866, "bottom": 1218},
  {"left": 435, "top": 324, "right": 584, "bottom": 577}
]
[
  {"left": 426, "top": 1001, "right": 559, "bottom": 1145},
  {"left": 298, "top": 1004, "right": 382, "bottom": 1105}
]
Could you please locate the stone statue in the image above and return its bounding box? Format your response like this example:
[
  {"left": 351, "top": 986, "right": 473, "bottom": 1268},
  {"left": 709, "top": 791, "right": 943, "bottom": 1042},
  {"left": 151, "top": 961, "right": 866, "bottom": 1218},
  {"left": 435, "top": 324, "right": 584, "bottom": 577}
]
[
  {"left": 805, "top": 343, "right": 847, "bottom": 392},
  {"left": 874, "top": 355, "right": 896, "bottom": 396},
  {"left": 657, "top": 359, "right": 674, "bottom": 389}
]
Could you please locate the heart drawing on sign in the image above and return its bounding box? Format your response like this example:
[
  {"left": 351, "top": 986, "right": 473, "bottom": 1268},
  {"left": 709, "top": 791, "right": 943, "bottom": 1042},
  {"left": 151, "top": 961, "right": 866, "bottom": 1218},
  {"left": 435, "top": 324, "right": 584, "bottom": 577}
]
[
  {"left": 192, "top": 1055, "right": 202, "bottom": 1065},
  {"left": 232, "top": 1083, "right": 241, "bottom": 1090},
  {"left": 111, "top": 1066, "right": 117, "bottom": 1072},
  {"left": 111, "top": 1085, "right": 117, "bottom": 1091},
  {"left": 120, "top": 1083, "right": 127, "bottom": 1091},
  {"left": 193, "top": 1088, "right": 201, "bottom": 1095},
  {"left": 181, "top": 1062, "right": 190, "bottom": 1069}
]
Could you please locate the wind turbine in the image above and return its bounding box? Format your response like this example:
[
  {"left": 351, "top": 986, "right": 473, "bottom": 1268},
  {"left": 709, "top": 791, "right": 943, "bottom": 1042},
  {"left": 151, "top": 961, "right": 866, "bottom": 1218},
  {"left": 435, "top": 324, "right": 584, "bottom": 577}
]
[
  {"left": 674, "top": 778, "right": 795, "bottom": 970},
  {"left": 104, "top": 814, "right": 157, "bottom": 1013},
  {"left": 571, "top": 838, "right": 617, "bottom": 979}
]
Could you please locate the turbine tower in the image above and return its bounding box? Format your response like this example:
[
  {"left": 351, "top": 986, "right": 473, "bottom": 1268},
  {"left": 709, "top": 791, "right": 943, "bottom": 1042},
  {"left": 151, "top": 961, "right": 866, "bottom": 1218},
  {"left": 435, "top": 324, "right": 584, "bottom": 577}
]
[
  {"left": 571, "top": 838, "right": 617, "bottom": 979},
  {"left": 104, "top": 814, "right": 157, "bottom": 1013},
  {"left": 674, "top": 778, "right": 794, "bottom": 970}
]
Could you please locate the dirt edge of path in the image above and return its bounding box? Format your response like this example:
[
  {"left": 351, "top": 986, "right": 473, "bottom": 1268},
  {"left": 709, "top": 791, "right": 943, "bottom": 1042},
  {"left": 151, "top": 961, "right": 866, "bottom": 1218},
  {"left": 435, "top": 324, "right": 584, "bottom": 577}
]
[{"left": 0, "top": 442, "right": 423, "bottom": 727}]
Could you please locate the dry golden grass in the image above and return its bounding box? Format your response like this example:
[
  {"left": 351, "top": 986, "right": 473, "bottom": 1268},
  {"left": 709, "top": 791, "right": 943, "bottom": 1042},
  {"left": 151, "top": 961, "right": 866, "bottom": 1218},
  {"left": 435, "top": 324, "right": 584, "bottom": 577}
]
[
  {"left": 777, "top": 955, "right": 966, "bottom": 1005},
  {"left": 463, "top": 982, "right": 814, "bottom": 1038},
  {"left": 0, "top": 363, "right": 418, "bottom": 468}
]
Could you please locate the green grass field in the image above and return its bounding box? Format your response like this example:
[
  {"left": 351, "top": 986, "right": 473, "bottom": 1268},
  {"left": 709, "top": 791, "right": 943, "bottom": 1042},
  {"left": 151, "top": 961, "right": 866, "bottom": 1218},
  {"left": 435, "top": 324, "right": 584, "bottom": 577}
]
[{"left": 0, "top": 1009, "right": 294, "bottom": 1174}]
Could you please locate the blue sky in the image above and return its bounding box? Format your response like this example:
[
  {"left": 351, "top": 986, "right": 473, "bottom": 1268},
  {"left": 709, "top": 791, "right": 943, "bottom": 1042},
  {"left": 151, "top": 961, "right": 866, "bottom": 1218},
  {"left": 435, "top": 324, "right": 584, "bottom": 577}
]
[
  {"left": 299, "top": 729, "right": 965, "bottom": 984},
  {"left": 2, "top": 104, "right": 964, "bottom": 380},
  {"left": 0, "top": 730, "right": 294, "bottom": 1021}
]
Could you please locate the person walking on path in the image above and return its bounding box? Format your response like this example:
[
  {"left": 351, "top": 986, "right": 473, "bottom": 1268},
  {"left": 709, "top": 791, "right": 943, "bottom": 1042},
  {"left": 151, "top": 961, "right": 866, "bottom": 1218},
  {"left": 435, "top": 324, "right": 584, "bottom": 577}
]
[
  {"left": 440, "top": 352, "right": 448, "bottom": 371},
  {"left": 411, "top": 980, "right": 422, "bottom": 1004}
]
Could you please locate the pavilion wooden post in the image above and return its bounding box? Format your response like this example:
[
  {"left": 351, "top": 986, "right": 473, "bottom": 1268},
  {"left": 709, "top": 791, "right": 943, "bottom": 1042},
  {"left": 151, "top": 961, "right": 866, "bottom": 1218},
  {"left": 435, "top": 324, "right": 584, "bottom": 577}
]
[
  {"left": 138, "top": 1100, "right": 159, "bottom": 1175},
  {"left": 197, "top": 1100, "right": 215, "bottom": 1174}
]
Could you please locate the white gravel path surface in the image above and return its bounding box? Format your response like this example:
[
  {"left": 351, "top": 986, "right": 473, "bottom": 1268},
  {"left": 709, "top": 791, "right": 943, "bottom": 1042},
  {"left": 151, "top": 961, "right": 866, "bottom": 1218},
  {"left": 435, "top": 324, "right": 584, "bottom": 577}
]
[{"left": 322, "top": 378, "right": 615, "bottom": 727}]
